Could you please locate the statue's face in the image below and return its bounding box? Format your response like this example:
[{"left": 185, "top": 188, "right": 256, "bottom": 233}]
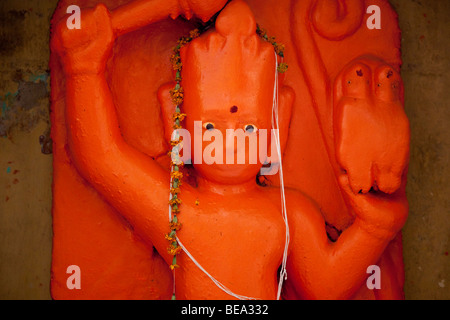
[
  {"left": 184, "top": 93, "right": 274, "bottom": 185},
  {"left": 180, "top": 34, "right": 276, "bottom": 184}
]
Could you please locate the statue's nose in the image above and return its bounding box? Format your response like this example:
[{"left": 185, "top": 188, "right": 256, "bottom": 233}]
[{"left": 224, "top": 127, "right": 249, "bottom": 155}]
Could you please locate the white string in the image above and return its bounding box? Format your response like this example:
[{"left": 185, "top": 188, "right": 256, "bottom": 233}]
[
  {"left": 168, "top": 171, "right": 258, "bottom": 300},
  {"left": 167, "top": 51, "right": 289, "bottom": 301},
  {"left": 176, "top": 237, "right": 259, "bottom": 300},
  {"left": 168, "top": 165, "right": 176, "bottom": 298},
  {"left": 272, "top": 51, "right": 290, "bottom": 300}
]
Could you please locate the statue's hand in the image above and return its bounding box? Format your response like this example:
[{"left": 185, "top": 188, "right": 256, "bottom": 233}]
[
  {"left": 176, "top": 0, "right": 229, "bottom": 21},
  {"left": 52, "top": 4, "right": 115, "bottom": 75},
  {"left": 338, "top": 173, "right": 408, "bottom": 239},
  {"left": 334, "top": 59, "right": 410, "bottom": 195}
]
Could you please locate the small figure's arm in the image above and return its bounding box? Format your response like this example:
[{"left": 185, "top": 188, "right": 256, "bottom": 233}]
[{"left": 286, "top": 174, "right": 408, "bottom": 300}]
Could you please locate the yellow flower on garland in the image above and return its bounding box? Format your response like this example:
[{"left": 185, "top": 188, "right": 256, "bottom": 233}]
[
  {"left": 189, "top": 29, "right": 200, "bottom": 39},
  {"left": 167, "top": 244, "right": 183, "bottom": 256},
  {"left": 165, "top": 233, "right": 177, "bottom": 242},
  {"left": 172, "top": 179, "right": 182, "bottom": 188},
  {"left": 173, "top": 112, "right": 186, "bottom": 122},
  {"left": 169, "top": 221, "right": 182, "bottom": 231},
  {"left": 171, "top": 207, "right": 180, "bottom": 214},
  {"left": 277, "top": 62, "right": 288, "bottom": 73},
  {"left": 171, "top": 56, "right": 182, "bottom": 72},
  {"left": 171, "top": 171, "right": 183, "bottom": 180},
  {"left": 170, "top": 139, "right": 182, "bottom": 147},
  {"left": 169, "top": 197, "right": 182, "bottom": 206},
  {"left": 177, "top": 36, "right": 190, "bottom": 47},
  {"left": 170, "top": 160, "right": 184, "bottom": 168},
  {"left": 170, "top": 87, "right": 184, "bottom": 106},
  {"left": 170, "top": 264, "right": 180, "bottom": 270},
  {"left": 170, "top": 187, "right": 181, "bottom": 195},
  {"left": 170, "top": 53, "right": 181, "bottom": 66},
  {"left": 274, "top": 43, "right": 285, "bottom": 57}
]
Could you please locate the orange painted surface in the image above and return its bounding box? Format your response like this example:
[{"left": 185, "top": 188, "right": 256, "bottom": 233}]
[{"left": 50, "top": 0, "right": 409, "bottom": 299}]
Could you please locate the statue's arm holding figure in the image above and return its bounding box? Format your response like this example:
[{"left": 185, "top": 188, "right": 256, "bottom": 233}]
[
  {"left": 284, "top": 173, "right": 408, "bottom": 299},
  {"left": 282, "top": 0, "right": 410, "bottom": 299}
]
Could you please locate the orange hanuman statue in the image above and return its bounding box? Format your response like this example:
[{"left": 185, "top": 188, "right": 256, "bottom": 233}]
[{"left": 50, "top": 0, "right": 410, "bottom": 300}]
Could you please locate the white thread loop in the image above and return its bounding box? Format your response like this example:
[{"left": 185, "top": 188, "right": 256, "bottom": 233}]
[
  {"left": 167, "top": 51, "right": 289, "bottom": 301},
  {"left": 168, "top": 175, "right": 258, "bottom": 300},
  {"left": 176, "top": 237, "right": 258, "bottom": 300}
]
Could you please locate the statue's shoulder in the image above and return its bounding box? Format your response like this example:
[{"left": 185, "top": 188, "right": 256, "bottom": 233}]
[{"left": 263, "top": 185, "right": 324, "bottom": 225}]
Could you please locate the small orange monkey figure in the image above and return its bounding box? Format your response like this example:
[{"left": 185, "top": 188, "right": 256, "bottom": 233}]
[{"left": 51, "top": 0, "right": 409, "bottom": 299}]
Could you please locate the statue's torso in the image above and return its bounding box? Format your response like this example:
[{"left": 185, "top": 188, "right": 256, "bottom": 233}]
[{"left": 173, "top": 186, "right": 285, "bottom": 299}]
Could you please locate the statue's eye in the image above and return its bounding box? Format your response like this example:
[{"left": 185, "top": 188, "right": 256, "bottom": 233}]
[
  {"left": 244, "top": 124, "right": 258, "bottom": 133},
  {"left": 203, "top": 122, "right": 215, "bottom": 130}
]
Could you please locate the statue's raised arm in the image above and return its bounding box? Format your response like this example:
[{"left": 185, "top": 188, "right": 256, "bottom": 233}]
[{"left": 51, "top": 3, "right": 194, "bottom": 264}]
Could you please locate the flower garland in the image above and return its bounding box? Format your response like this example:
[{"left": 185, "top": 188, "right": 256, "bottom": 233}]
[
  {"left": 256, "top": 24, "right": 288, "bottom": 74},
  {"left": 166, "top": 24, "right": 287, "bottom": 301},
  {"left": 166, "top": 28, "right": 200, "bottom": 301}
]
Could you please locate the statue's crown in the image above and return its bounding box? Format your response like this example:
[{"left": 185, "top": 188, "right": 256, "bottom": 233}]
[{"left": 180, "top": 0, "right": 276, "bottom": 103}]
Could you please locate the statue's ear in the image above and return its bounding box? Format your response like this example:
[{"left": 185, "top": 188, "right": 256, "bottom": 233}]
[
  {"left": 277, "top": 85, "right": 295, "bottom": 154},
  {"left": 157, "top": 82, "right": 177, "bottom": 144}
]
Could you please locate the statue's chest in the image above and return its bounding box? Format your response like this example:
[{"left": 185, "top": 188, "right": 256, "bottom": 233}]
[{"left": 180, "top": 198, "right": 286, "bottom": 270}]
